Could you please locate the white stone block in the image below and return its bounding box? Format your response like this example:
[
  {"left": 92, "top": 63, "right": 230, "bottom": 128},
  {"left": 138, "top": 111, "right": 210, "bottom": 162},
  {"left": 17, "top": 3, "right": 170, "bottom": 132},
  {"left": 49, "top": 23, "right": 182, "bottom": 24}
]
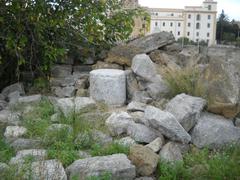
[{"left": 90, "top": 69, "right": 126, "bottom": 106}]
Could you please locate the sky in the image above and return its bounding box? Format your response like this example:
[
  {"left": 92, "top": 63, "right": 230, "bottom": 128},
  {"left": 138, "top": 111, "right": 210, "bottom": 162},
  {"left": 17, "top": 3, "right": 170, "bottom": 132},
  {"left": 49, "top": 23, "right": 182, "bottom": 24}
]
[{"left": 139, "top": 0, "right": 240, "bottom": 21}]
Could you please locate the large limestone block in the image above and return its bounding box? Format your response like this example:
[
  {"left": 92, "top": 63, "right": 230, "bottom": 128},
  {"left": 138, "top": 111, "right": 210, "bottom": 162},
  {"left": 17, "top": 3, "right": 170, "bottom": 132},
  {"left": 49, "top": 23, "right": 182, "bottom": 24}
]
[
  {"left": 66, "top": 154, "right": 136, "bottom": 179},
  {"left": 131, "top": 54, "right": 157, "bottom": 82},
  {"left": 144, "top": 106, "right": 191, "bottom": 143},
  {"left": 191, "top": 113, "right": 240, "bottom": 149},
  {"left": 90, "top": 69, "right": 126, "bottom": 106},
  {"left": 166, "top": 93, "right": 207, "bottom": 132}
]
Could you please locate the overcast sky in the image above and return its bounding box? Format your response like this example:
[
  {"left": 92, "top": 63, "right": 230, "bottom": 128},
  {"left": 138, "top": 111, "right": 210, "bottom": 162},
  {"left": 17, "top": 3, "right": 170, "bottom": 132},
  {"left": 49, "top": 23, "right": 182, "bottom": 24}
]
[{"left": 139, "top": 0, "right": 240, "bottom": 21}]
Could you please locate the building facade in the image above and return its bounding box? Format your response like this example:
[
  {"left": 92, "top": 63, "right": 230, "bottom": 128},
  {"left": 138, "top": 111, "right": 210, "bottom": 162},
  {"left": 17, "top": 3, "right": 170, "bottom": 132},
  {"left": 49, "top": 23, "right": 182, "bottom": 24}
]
[{"left": 148, "top": 0, "right": 217, "bottom": 45}]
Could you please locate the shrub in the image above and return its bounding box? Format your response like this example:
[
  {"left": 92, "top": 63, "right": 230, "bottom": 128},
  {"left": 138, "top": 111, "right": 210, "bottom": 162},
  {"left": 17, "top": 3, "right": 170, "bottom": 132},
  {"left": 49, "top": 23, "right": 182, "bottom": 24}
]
[{"left": 163, "top": 67, "right": 205, "bottom": 98}]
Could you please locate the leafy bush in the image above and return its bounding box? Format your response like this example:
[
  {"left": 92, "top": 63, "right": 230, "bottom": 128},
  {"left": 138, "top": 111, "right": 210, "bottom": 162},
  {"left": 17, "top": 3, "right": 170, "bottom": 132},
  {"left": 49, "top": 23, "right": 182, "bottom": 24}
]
[
  {"left": 0, "top": 0, "right": 149, "bottom": 89},
  {"left": 164, "top": 67, "right": 205, "bottom": 98}
]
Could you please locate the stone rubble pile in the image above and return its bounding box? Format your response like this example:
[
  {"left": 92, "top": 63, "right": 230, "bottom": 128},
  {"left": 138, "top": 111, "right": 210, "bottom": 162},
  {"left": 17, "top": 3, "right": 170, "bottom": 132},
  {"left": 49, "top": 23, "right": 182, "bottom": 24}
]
[{"left": 0, "top": 32, "right": 240, "bottom": 179}]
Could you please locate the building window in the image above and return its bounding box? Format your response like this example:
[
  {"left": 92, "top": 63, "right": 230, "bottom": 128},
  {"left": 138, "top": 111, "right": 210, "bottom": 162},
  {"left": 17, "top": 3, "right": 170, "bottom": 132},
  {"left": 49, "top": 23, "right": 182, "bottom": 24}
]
[
  {"left": 163, "top": 22, "right": 165, "bottom": 26},
  {"left": 178, "top": 23, "right": 181, "bottom": 27},
  {"left": 155, "top": 13, "right": 158, "bottom": 16},
  {"left": 196, "top": 39, "right": 199, "bottom": 42},
  {"left": 207, "top": 23, "right": 210, "bottom": 28},
  {"left": 170, "top": 22, "right": 173, "bottom": 27},
  {"left": 196, "top": 32, "right": 199, "bottom": 37},
  {"left": 208, "top": 5, "right": 212, "bottom": 10},
  {"left": 178, "top": 31, "right": 180, "bottom": 36},
  {"left": 196, "top": 23, "right": 200, "bottom": 29},
  {"left": 188, "top": 23, "right": 191, "bottom": 27},
  {"left": 208, "top": 15, "right": 211, "bottom": 20},
  {"left": 207, "top": 39, "right": 209, "bottom": 44},
  {"left": 155, "top": 22, "right": 158, "bottom": 26},
  {"left": 170, "top": 31, "right": 173, "bottom": 34},
  {"left": 187, "top": 32, "right": 190, "bottom": 36},
  {"left": 207, "top": 32, "right": 210, "bottom": 37},
  {"left": 171, "top": 13, "right": 174, "bottom": 16},
  {"left": 197, "top": 14, "right": 201, "bottom": 21},
  {"left": 188, "top": 14, "right": 191, "bottom": 19},
  {"left": 142, "top": 24, "right": 145, "bottom": 28}
]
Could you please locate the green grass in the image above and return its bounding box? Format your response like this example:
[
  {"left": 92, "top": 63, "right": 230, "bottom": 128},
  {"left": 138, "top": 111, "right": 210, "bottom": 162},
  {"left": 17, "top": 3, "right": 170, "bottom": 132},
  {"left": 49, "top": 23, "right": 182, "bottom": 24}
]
[
  {"left": 157, "top": 145, "right": 240, "bottom": 180},
  {"left": 0, "top": 137, "right": 15, "bottom": 163}
]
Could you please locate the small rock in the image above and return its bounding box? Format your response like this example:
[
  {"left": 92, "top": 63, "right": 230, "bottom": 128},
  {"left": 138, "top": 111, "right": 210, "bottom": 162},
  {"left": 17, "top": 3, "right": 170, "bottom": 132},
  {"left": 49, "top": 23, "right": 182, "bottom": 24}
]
[
  {"left": 10, "top": 149, "right": 47, "bottom": 165},
  {"left": 74, "top": 97, "right": 96, "bottom": 113},
  {"left": 18, "top": 94, "right": 42, "bottom": 104},
  {"left": 10, "top": 138, "right": 42, "bottom": 151},
  {"left": 31, "top": 160, "right": 67, "bottom": 180},
  {"left": 76, "top": 89, "right": 88, "bottom": 97},
  {"left": 127, "top": 123, "right": 160, "bottom": 143},
  {"left": 92, "top": 130, "right": 113, "bottom": 145},
  {"left": 159, "top": 142, "right": 183, "bottom": 162},
  {"left": 1, "top": 82, "right": 25, "bottom": 97},
  {"left": 146, "top": 137, "right": 164, "bottom": 153},
  {"left": 0, "top": 110, "right": 20, "bottom": 125},
  {"left": 129, "top": 144, "right": 159, "bottom": 176},
  {"left": 105, "top": 112, "right": 134, "bottom": 136},
  {"left": 131, "top": 54, "right": 157, "bottom": 82},
  {"left": 166, "top": 93, "right": 207, "bottom": 132},
  {"left": 75, "top": 78, "right": 88, "bottom": 89},
  {"left": 127, "top": 101, "right": 146, "bottom": 112},
  {"left": 56, "top": 98, "right": 74, "bottom": 117},
  {"left": 66, "top": 154, "right": 136, "bottom": 179},
  {"left": 50, "top": 113, "right": 60, "bottom": 123},
  {"left": 144, "top": 106, "right": 191, "bottom": 143},
  {"left": 4, "top": 126, "right": 27, "bottom": 140},
  {"left": 53, "top": 86, "right": 75, "bottom": 98},
  {"left": 92, "top": 61, "right": 123, "bottom": 70},
  {"left": 51, "top": 65, "right": 72, "bottom": 78},
  {"left": 116, "top": 137, "right": 136, "bottom": 147},
  {"left": 135, "top": 177, "right": 154, "bottom": 180},
  {"left": 130, "top": 111, "right": 147, "bottom": 125}
]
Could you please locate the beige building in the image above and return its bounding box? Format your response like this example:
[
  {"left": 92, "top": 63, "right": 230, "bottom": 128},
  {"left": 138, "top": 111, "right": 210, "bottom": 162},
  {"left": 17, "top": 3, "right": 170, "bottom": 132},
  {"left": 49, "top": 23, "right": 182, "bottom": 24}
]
[{"left": 148, "top": 0, "right": 218, "bottom": 46}]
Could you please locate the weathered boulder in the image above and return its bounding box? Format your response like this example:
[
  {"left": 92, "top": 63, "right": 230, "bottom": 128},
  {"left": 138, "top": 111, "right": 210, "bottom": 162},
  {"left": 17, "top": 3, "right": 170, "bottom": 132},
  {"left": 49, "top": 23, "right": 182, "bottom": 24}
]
[
  {"left": 144, "top": 106, "right": 191, "bottom": 143},
  {"left": 0, "top": 110, "right": 20, "bottom": 125},
  {"left": 10, "top": 138, "right": 42, "bottom": 151},
  {"left": 18, "top": 94, "right": 42, "bottom": 104},
  {"left": 166, "top": 93, "right": 206, "bottom": 131},
  {"left": 1, "top": 82, "right": 25, "bottom": 97},
  {"left": 51, "top": 65, "right": 72, "bottom": 78},
  {"left": 159, "top": 142, "right": 183, "bottom": 162},
  {"left": 197, "top": 47, "right": 240, "bottom": 118},
  {"left": 10, "top": 149, "right": 47, "bottom": 165},
  {"left": 53, "top": 86, "right": 76, "bottom": 98},
  {"left": 105, "top": 112, "right": 134, "bottom": 136},
  {"left": 127, "top": 101, "right": 146, "bottom": 112},
  {"left": 74, "top": 97, "right": 96, "bottom": 113},
  {"left": 145, "top": 137, "right": 165, "bottom": 153},
  {"left": 92, "top": 130, "right": 113, "bottom": 145},
  {"left": 66, "top": 154, "right": 136, "bottom": 179},
  {"left": 130, "top": 111, "right": 147, "bottom": 125},
  {"left": 56, "top": 98, "right": 74, "bottom": 117},
  {"left": 128, "top": 32, "right": 175, "bottom": 53},
  {"left": 30, "top": 160, "right": 67, "bottom": 180},
  {"left": 191, "top": 113, "right": 240, "bottom": 149},
  {"left": 105, "top": 45, "right": 142, "bottom": 66},
  {"left": 235, "top": 118, "right": 240, "bottom": 127},
  {"left": 129, "top": 144, "right": 159, "bottom": 176},
  {"left": 4, "top": 126, "right": 27, "bottom": 140},
  {"left": 90, "top": 69, "right": 126, "bottom": 106},
  {"left": 131, "top": 54, "right": 157, "bottom": 82},
  {"left": 127, "top": 123, "right": 160, "bottom": 143},
  {"left": 50, "top": 75, "right": 77, "bottom": 87},
  {"left": 125, "top": 70, "right": 140, "bottom": 100},
  {"left": 146, "top": 75, "right": 169, "bottom": 100}
]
